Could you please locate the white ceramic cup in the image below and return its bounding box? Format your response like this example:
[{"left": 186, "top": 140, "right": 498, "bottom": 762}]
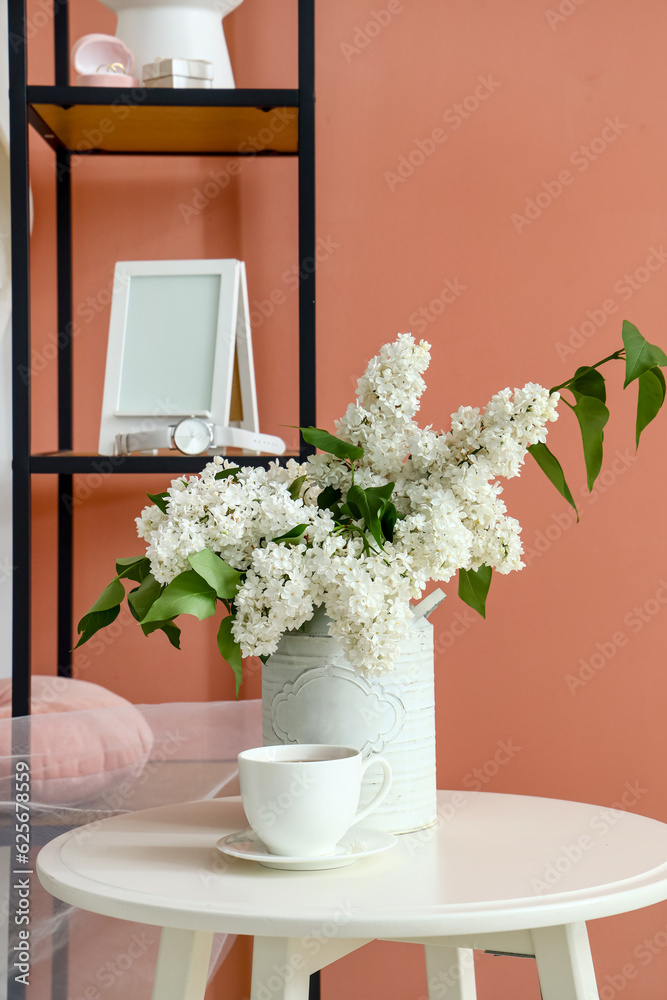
[{"left": 238, "top": 744, "right": 392, "bottom": 857}]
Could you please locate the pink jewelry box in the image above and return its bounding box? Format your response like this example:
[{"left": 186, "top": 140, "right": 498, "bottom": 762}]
[{"left": 72, "top": 34, "right": 137, "bottom": 87}]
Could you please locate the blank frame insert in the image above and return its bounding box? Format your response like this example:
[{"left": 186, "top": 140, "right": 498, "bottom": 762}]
[{"left": 117, "top": 273, "right": 221, "bottom": 417}]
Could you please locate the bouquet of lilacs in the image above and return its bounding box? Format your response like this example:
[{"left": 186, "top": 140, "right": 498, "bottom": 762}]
[{"left": 77, "top": 322, "right": 666, "bottom": 691}]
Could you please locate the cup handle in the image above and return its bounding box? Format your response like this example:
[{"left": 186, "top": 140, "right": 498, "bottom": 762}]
[{"left": 351, "top": 755, "right": 392, "bottom": 826}]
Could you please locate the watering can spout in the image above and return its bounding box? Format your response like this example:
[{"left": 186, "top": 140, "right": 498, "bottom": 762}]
[{"left": 411, "top": 589, "right": 445, "bottom": 620}]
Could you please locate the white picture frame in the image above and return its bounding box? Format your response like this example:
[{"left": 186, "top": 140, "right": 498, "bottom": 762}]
[{"left": 98, "top": 259, "right": 259, "bottom": 456}]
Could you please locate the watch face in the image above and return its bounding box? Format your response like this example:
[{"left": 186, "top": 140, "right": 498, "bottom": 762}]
[{"left": 173, "top": 418, "right": 212, "bottom": 456}]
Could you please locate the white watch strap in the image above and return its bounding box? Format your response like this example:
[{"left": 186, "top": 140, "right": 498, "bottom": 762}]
[
  {"left": 115, "top": 428, "right": 172, "bottom": 455},
  {"left": 115, "top": 425, "right": 286, "bottom": 456},
  {"left": 212, "top": 427, "right": 286, "bottom": 454}
]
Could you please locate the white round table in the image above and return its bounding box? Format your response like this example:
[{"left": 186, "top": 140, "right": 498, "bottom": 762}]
[{"left": 36, "top": 790, "right": 667, "bottom": 1000}]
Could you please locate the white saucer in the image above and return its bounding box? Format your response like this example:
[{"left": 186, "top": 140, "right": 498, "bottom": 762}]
[{"left": 216, "top": 826, "right": 397, "bottom": 871}]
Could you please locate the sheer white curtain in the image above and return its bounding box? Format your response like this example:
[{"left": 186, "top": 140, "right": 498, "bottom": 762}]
[{"left": 0, "top": 699, "right": 262, "bottom": 999}]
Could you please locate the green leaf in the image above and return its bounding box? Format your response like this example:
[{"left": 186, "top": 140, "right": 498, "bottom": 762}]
[
  {"left": 75, "top": 575, "right": 126, "bottom": 647},
  {"left": 365, "top": 484, "right": 396, "bottom": 545},
  {"left": 346, "top": 482, "right": 395, "bottom": 548},
  {"left": 364, "top": 482, "right": 395, "bottom": 506},
  {"left": 340, "top": 496, "right": 362, "bottom": 520},
  {"left": 142, "top": 569, "right": 217, "bottom": 623},
  {"left": 380, "top": 501, "right": 398, "bottom": 543},
  {"left": 345, "top": 484, "right": 371, "bottom": 520},
  {"left": 317, "top": 486, "right": 342, "bottom": 510},
  {"left": 527, "top": 443, "right": 578, "bottom": 520},
  {"left": 160, "top": 623, "right": 181, "bottom": 648},
  {"left": 636, "top": 367, "right": 667, "bottom": 447},
  {"left": 217, "top": 616, "right": 243, "bottom": 697},
  {"left": 115, "top": 555, "right": 151, "bottom": 584},
  {"left": 288, "top": 475, "right": 307, "bottom": 500},
  {"left": 569, "top": 366, "right": 607, "bottom": 404},
  {"left": 622, "top": 320, "right": 667, "bottom": 388},
  {"left": 214, "top": 467, "right": 241, "bottom": 481},
  {"left": 141, "top": 619, "right": 181, "bottom": 648},
  {"left": 345, "top": 485, "right": 370, "bottom": 520},
  {"left": 187, "top": 549, "right": 242, "bottom": 600},
  {"left": 88, "top": 576, "right": 125, "bottom": 614},
  {"left": 458, "top": 565, "right": 492, "bottom": 618},
  {"left": 146, "top": 491, "right": 170, "bottom": 514},
  {"left": 573, "top": 395, "right": 610, "bottom": 491},
  {"left": 74, "top": 606, "right": 120, "bottom": 648},
  {"left": 272, "top": 524, "right": 308, "bottom": 545},
  {"left": 85, "top": 576, "right": 126, "bottom": 613},
  {"left": 346, "top": 485, "right": 383, "bottom": 548},
  {"left": 127, "top": 573, "right": 162, "bottom": 622},
  {"left": 300, "top": 426, "right": 364, "bottom": 463}
]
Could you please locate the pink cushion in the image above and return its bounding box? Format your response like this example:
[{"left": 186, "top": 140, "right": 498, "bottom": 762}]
[{"left": 0, "top": 676, "right": 154, "bottom": 805}]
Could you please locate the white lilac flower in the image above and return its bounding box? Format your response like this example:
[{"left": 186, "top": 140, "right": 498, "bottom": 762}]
[{"left": 135, "top": 335, "right": 560, "bottom": 673}]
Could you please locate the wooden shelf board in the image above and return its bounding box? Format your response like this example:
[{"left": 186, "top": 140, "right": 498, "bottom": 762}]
[{"left": 29, "top": 102, "right": 299, "bottom": 155}]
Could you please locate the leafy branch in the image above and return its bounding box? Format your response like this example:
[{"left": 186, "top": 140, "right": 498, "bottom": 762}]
[
  {"left": 528, "top": 321, "right": 667, "bottom": 517},
  {"left": 75, "top": 507, "right": 248, "bottom": 694},
  {"left": 75, "top": 322, "right": 667, "bottom": 688},
  {"left": 299, "top": 324, "right": 667, "bottom": 623},
  {"left": 300, "top": 426, "right": 400, "bottom": 552}
]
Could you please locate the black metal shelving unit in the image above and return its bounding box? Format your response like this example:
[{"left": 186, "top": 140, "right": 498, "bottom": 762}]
[
  {"left": 8, "top": 7, "right": 318, "bottom": 999},
  {"left": 9, "top": 1, "right": 316, "bottom": 717}
]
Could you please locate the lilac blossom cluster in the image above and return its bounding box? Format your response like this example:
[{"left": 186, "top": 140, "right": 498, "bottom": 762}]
[{"left": 137, "top": 336, "right": 559, "bottom": 673}]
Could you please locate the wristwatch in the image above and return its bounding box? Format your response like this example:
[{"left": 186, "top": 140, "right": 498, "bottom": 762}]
[
  {"left": 172, "top": 416, "right": 214, "bottom": 455},
  {"left": 115, "top": 417, "right": 286, "bottom": 456}
]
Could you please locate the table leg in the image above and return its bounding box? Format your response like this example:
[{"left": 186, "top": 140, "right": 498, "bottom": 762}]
[
  {"left": 424, "top": 945, "right": 476, "bottom": 1000},
  {"left": 251, "top": 937, "right": 371, "bottom": 1000},
  {"left": 251, "top": 938, "right": 312, "bottom": 1000},
  {"left": 151, "top": 927, "right": 214, "bottom": 1000},
  {"left": 531, "top": 924, "right": 599, "bottom": 1000}
]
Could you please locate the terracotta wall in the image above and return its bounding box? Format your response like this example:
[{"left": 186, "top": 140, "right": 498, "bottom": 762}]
[{"left": 24, "top": 1, "right": 667, "bottom": 998}]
